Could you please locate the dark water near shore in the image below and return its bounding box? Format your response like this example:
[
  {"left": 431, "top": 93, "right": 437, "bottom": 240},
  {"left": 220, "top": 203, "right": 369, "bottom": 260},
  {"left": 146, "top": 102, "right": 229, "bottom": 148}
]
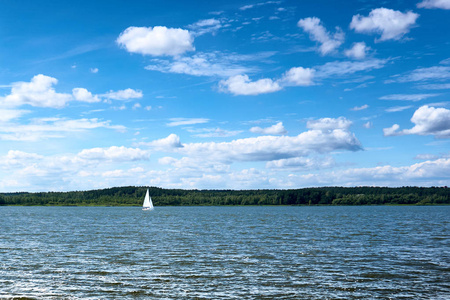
[{"left": 1, "top": 206, "right": 449, "bottom": 299}]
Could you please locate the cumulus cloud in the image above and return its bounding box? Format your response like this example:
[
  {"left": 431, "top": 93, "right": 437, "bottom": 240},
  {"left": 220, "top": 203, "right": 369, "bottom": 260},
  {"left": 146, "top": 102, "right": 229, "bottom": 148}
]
[
  {"left": 146, "top": 117, "right": 360, "bottom": 164},
  {"left": 0, "top": 75, "right": 143, "bottom": 108},
  {"left": 344, "top": 42, "right": 369, "bottom": 59},
  {"left": 137, "top": 117, "right": 360, "bottom": 166},
  {"left": 282, "top": 158, "right": 450, "bottom": 187},
  {"left": 140, "top": 133, "right": 184, "bottom": 149},
  {"left": 0, "top": 150, "right": 43, "bottom": 167},
  {"left": 280, "top": 67, "right": 315, "bottom": 86},
  {"left": 383, "top": 124, "right": 401, "bottom": 136},
  {"left": 72, "top": 88, "right": 101, "bottom": 103},
  {"left": 1, "top": 74, "right": 72, "bottom": 108},
  {"left": 350, "top": 8, "right": 419, "bottom": 41},
  {"left": 219, "top": 58, "right": 387, "bottom": 96},
  {"left": 180, "top": 130, "right": 361, "bottom": 163},
  {"left": 102, "top": 88, "right": 143, "bottom": 100},
  {"left": 297, "top": 17, "right": 344, "bottom": 55},
  {"left": 250, "top": 122, "right": 287, "bottom": 135},
  {"left": 417, "top": 0, "right": 450, "bottom": 9},
  {"left": 219, "top": 74, "right": 282, "bottom": 96},
  {"left": 379, "top": 93, "right": 440, "bottom": 101},
  {"left": 306, "top": 117, "right": 353, "bottom": 131},
  {"left": 218, "top": 65, "right": 315, "bottom": 96},
  {"left": 384, "top": 105, "right": 450, "bottom": 138},
  {"left": 116, "top": 26, "right": 195, "bottom": 56}
]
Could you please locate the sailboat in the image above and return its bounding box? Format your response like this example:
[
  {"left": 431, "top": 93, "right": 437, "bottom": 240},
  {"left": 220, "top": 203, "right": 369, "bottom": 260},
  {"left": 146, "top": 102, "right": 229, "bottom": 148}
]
[{"left": 142, "top": 189, "right": 154, "bottom": 211}]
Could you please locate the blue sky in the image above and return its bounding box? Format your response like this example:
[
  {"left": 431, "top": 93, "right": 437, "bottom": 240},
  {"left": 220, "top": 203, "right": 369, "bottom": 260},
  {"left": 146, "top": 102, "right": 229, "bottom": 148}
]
[{"left": 1, "top": 0, "right": 450, "bottom": 192}]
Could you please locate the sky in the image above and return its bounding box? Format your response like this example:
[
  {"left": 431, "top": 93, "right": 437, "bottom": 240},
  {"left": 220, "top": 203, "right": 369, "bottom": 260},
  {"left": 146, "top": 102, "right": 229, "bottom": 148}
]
[{"left": 0, "top": 0, "right": 450, "bottom": 192}]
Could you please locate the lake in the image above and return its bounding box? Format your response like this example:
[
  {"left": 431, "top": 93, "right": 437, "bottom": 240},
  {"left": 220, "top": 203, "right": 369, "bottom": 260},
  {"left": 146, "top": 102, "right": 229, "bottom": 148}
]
[{"left": 1, "top": 206, "right": 449, "bottom": 299}]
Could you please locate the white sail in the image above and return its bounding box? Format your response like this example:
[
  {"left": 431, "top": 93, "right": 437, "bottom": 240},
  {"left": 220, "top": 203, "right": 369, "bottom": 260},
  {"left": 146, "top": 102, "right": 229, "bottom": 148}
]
[{"left": 142, "top": 189, "right": 154, "bottom": 211}]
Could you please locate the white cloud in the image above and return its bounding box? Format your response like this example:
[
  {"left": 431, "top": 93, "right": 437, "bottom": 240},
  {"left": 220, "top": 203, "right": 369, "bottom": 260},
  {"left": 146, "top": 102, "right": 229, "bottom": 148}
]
[
  {"left": 240, "top": 4, "right": 255, "bottom": 10},
  {"left": 153, "top": 117, "right": 361, "bottom": 163},
  {"left": 1, "top": 74, "right": 72, "bottom": 108},
  {"left": 0, "top": 109, "right": 29, "bottom": 122},
  {"left": 351, "top": 104, "right": 369, "bottom": 111},
  {"left": 385, "top": 105, "right": 413, "bottom": 112},
  {"left": 415, "top": 153, "right": 439, "bottom": 160},
  {"left": 384, "top": 105, "right": 450, "bottom": 138},
  {"left": 189, "top": 128, "right": 242, "bottom": 138},
  {"left": 239, "top": 1, "right": 281, "bottom": 11},
  {"left": 0, "top": 118, "right": 125, "bottom": 141},
  {"left": 363, "top": 121, "right": 372, "bottom": 129},
  {"left": 266, "top": 156, "right": 335, "bottom": 170},
  {"left": 145, "top": 53, "right": 253, "bottom": 77},
  {"left": 0, "top": 150, "right": 43, "bottom": 167},
  {"left": 90, "top": 68, "right": 99, "bottom": 73},
  {"left": 102, "top": 88, "right": 143, "bottom": 100},
  {"left": 315, "top": 59, "right": 387, "bottom": 78},
  {"left": 345, "top": 42, "right": 369, "bottom": 59},
  {"left": 217, "top": 59, "right": 388, "bottom": 96},
  {"left": 306, "top": 117, "right": 352, "bottom": 131},
  {"left": 137, "top": 118, "right": 361, "bottom": 167},
  {"left": 379, "top": 93, "right": 440, "bottom": 101},
  {"left": 350, "top": 8, "right": 419, "bottom": 41},
  {"left": 0, "top": 75, "right": 142, "bottom": 108},
  {"left": 140, "top": 133, "right": 184, "bottom": 149},
  {"left": 297, "top": 17, "right": 344, "bottom": 55},
  {"left": 180, "top": 130, "right": 361, "bottom": 163},
  {"left": 72, "top": 88, "right": 101, "bottom": 103},
  {"left": 383, "top": 124, "right": 401, "bottom": 136},
  {"left": 117, "top": 26, "right": 195, "bottom": 57},
  {"left": 250, "top": 122, "right": 287, "bottom": 135},
  {"left": 188, "top": 18, "right": 222, "bottom": 36},
  {"left": 219, "top": 74, "right": 282, "bottom": 96},
  {"left": 166, "top": 118, "right": 209, "bottom": 127},
  {"left": 390, "top": 66, "right": 450, "bottom": 83},
  {"left": 416, "top": 83, "right": 450, "bottom": 90},
  {"left": 281, "top": 158, "right": 450, "bottom": 187},
  {"left": 280, "top": 67, "right": 315, "bottom": 86},
  {"left": 417, "top": 0, "right": 450, "bottom": 9},
  {"left": 77, "top": 146, "right": 149, "bottom": 161}
]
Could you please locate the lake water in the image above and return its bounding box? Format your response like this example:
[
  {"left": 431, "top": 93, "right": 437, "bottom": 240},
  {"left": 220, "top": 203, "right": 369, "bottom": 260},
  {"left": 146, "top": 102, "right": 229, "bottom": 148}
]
[{"left": 1, "top": 206, "right": 449, "bottom": 299}]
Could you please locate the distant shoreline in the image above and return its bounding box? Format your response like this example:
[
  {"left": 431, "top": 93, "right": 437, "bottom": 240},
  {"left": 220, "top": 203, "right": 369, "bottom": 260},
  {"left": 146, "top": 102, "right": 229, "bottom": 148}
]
[
  {"left": 3, "top": 204, "right": 449, "bottom": 207},
  {"left": 1, "top": 186, "right": 448, "bottom": 206}
]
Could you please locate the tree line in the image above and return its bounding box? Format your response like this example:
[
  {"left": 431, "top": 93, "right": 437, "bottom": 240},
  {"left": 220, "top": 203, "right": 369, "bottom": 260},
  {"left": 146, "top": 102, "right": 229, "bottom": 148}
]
[{"left": 0, "top": 186, "right": 448, "bottom": 206}]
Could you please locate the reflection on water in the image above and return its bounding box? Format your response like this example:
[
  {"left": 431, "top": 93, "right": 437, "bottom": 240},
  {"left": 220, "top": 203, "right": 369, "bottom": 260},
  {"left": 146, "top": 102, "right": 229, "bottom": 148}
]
[{"left": 1, "top": 206, "right": 449, "bottom": 299}]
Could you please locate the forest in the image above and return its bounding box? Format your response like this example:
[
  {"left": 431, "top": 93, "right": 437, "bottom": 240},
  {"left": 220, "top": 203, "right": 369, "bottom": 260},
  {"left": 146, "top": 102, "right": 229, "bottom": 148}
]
[{"left": 0, "top": 186, "right": 448, "bottom": 206}]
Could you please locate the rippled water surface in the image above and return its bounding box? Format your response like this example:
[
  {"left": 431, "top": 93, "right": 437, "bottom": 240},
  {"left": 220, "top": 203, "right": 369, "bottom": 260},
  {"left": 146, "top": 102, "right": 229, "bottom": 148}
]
[{"left": 1, "top": 206, "right": 449, "bottom": 299}]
